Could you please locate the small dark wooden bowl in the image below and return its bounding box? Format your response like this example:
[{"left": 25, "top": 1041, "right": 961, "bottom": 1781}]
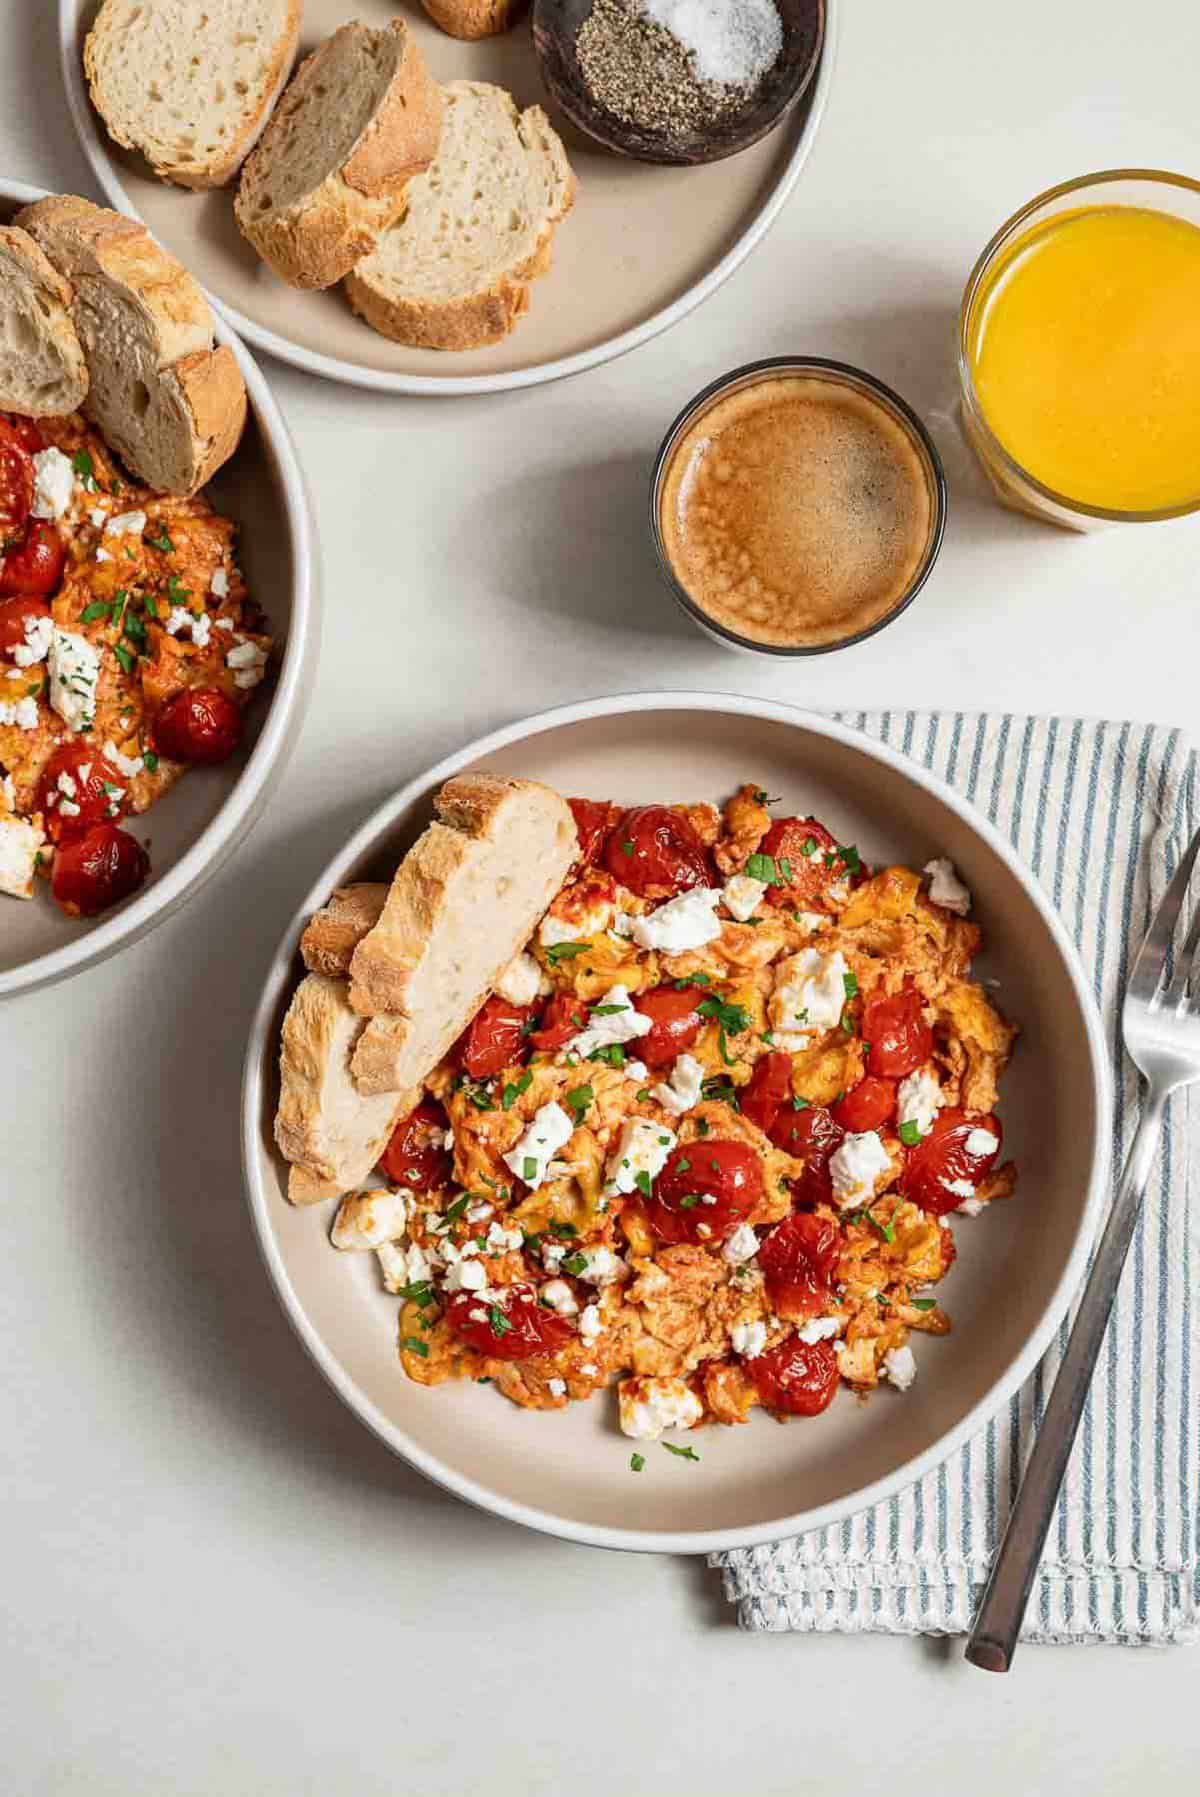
[{"left": 532, "top": 0, "right": 824, "bottom": 165}]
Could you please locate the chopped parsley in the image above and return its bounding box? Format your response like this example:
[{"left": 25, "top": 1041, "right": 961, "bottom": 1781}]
[
  {"left": 697, "top": 996, "right": 750, "bottom": 1035},
  {"left": 634, "top": 1170, "right": 652, "bottom": 1200},
  {"left": 401, "top": 1336, "right": 429, "bottom": 1359},
  {"left": 898, "top": 1120, "right": 923, "bottom": 1147},
  {"left": 143, "top": 751, "right": 159, "bottom": 773},
  {"left": 636, "top": 1088, "right": 652, "bottom": 1102},
  {"left": 745, "top": 852, "right": 793, "bottom": 887},
  {"left": 72, "top": 449, "right": 96, "bottom": 489},
  {"left": 147, "top": 529, "right": 174, "bottom": 553},
  {"left": 398, "top": 1281, "right": 435, "bottom": 1306},
  {"left": 839, "top": 844, "right": 862, "bottom": 874},
  {"left": 910, "top": 1297, "right": 937, "bottom": 1312},
  {"left": 113, "top": 643, "right": 135, "bottom": 676},
  {"left": 501, "top": 1070, "right": 533, "bottom": 1111},
  {"left": 441, "top": 1194, "right": 471, "bottom": 1228},
  {"left": 696, "top": 1116, "right": 710, "bottom": 1136},
  {"left": 588, "top": 1044, "right": 626, "bottom": 1068},
  {"left": 166, "top": 574, "right": 191, "bottom": 603},
  {"left": 488, "top": 1304, "right": 512, "bottom": 1338},
  {"left": 701, "top": 1078, "right": 739, "bottom": 1107},
  {"left": 544, "top": 940, "right": 589, "bottom": 965},
  {"left": 549, "top": 1221, "right": 577, "bottom": 1238},
  {"left": 800, "top": 836, "right": 818, "bottom": 857},
  {"left": 674, "top": 1156, "right": 691, "bottom": 1172},
  {"left": 561, "top": 1251, "right": 588, "bottom": 1277},
  {"left": 678, "top": 1194, "right": 702, "bottom": 1209},
  {"left": 523, "top": 1156, "right": 538, "bottom": 1181},
  {"left": 792, "top": 1093, "right": 811, "bottom": 1110},
  {"left": 144, "top": 592, "right": 159, "bottom": 619},
  {"left": 620, "top": 839, "right": 634, "bottom": 856},
  {"left": 662, "top": 1442, "right": 700, "bottom": 1462},
  {"left": 563, "top": 1084, "right": 594, "bottom": 1125},
  {"left": 843, "top": 970, "right": 859, "bottom": 999},
  {"left": 590, "top": 1002, "right": 629, "bottom": 1016},
  {"left": 630, "top": 1452, "right": 645, "bottom": 1472},
  {"left": 79, "top": 599, "right": 111, "bottom": 623},
  {"left": 753, "top": 789, "right": 780, "bottom": 805},
  {"left": 673, "top": 973, "right": 711, "bottom": 990}
]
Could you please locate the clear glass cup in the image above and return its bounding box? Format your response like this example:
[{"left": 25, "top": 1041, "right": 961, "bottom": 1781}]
[{"left": 958, "top": 169, "right": 1200, "bottom": 531}]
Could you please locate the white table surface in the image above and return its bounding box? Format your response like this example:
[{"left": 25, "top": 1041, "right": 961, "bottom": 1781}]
[{"left": 4, "top": 2, "right": 1197, "bottom": 1790}]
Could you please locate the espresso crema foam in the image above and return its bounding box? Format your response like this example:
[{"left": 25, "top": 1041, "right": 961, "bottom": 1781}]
[{"left": 659, "top": 374, "right": 935, "bottom": 648}]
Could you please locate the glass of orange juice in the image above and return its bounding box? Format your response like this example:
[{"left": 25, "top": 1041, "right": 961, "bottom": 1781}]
[{"left": 959, "top": 169, "right": 1200, "bottom": 529}]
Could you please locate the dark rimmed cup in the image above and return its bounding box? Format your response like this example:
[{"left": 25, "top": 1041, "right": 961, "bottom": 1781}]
[{"left": 649, "top": 356, "right": 947, "bottom": 656}]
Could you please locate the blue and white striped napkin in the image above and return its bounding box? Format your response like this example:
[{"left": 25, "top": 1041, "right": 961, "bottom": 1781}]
[{"left": 712, "top": 713, "right": 1198, "bottom": 1645}]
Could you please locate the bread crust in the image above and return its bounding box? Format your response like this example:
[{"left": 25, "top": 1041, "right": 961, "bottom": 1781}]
[
  {"left": 274, "top": 972, "right": 410, "bottom": 1188},
  {"left": 301, "top": 883, "right": 390, "bottom": 978},
  {"left": 0, "top": 225, "right": 89, "bottom": 416},
  {"left": 420, "top": 0, "right": 529, "bottom": 40}
]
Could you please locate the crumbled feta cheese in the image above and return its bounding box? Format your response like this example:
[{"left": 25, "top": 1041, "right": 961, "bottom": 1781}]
[
  {"left": 578, "top": 1303, "right": 604, "bottom": 1344},
  {"left": 566, "top": 983, "right": 652, "bottom": 1060},
  {"left": 90, "top": 508, "right": 106, "bottom": 529},
  {"left": 57, "top": 798, "right": 81, "bottom": 818},
  {"left": 604, "top": 1116, "right": 676, "bottom": 1196},
  {"left": 214, "top": 615, "right": 233, "bottom": 631},
  {"left": 547, "top": 1378, "right": 567, "bottom": 1398},
  {"left": 608, "top": 910, "right": 634, "bottom": 938},
  {"left": 211, "top": 567, "right": 229, "bottom": 598},
  {"left": 48, "top": 627, "right": 99, "bottom": 732},
  {"left": 883, "top": 1345, "right": 917, "bottom": 1391},
  {"left": 944, "top": 1177, "right": 977, "bottom": 1200},
  {"left": 797, "top": 1316, "right": 841, "bottom": 1344},
  {"left": 795, "top": 911, "right": 827, "bottom": 934},
  {"left": 540, "top": 894, "right": 613, "bottom": 945},
  {"left": 12, "top": 614, "right": 52, "bottom": 668},
  {"left": 31, "top": 448, "right": 75, "bottom": 520},
  {"left": 494, "top": 949, "right": 546, "bottom": 1006},
  {"left": 484, "top": 1220, "right": 523, "bottom": 1253},
  {"left": 956, "top": 1195, "right": 986, "bottom": 1217},
  {"left": 0, "top": 695, "right": 39, "bottom": 731},
  {"left": 1, "top": 773, "right": 14, "bottom": 810},
  {"left": 722, "top": 1222, "right": 759, "bottom": 1265},
  {"left": 226, "top": 638, "right": 267, "bottom": 688},
  {"left": 104, "top": 509, "right": 147, "bottom": 538},
  {"left": 731, "top": 1319, "right": 767, "bottom": 1358},
  {"left": 964, "top": 1127, "right": 1000, "bottom": 1158},
  {"left": 770, "top": 946, "right": 851, "bottom": 1037},
  {"left": 330, "top": 1188, "right": 409, "bottom": 1251},
  {"left": 829, "top": 1130, "right": 892, "bottom": 1208},
  {"left": 925, "top": 857, "right": 971, "bottom": 915},
  {"left": 443, "top": 1256, "right": 488, "bottom": 1294},
  {"left": 376, "top": 1239, "right": 431, "bottom": 1292},
  {"left": 630, "top": 886, "right": 723, "bottom": 952},
  {"left": 580, "top": 1363, "right": 598, "bottom": 1377},
  {"left": 618, "top": 1375, "right": 703, "bottom": 1440},
  {"left": 95, "top": 548, "right": 111, "bottom": 562},
  {"left": 540, "top": 1278, "right": 578, "bottom": 1316},
  {"left": 722, "top": 872, "right": 767, "bottom": 922},
  {"left": 897, "top": 1067, "right": 941, "bottom": 1136},
  {"left": 165, "top": 607, "right": 212, "bottom": 648},
  {"left": 650, "top": 1052, "right": 705, "bottom": 1117},
  {"left": 541, "top": 1240, "right": 567, "bottom": 1274},
  {"left": 576, "top": 1246, "right": 627, "bottom": 1286},
  {"left": 103, "top": 740, "right": 144, "bottom": 779},
  {"left": 502, "top": 1100, "right": 575, "bottom": 1191},
  {"left": 0, "top": 815, "right": 44, "bottom": 899},
  {"left": 56, "top": 771, "right": 77, "bottom": 799},
  {"left": 623, "top": 1060, "right": 648, "bottom": 1084}
]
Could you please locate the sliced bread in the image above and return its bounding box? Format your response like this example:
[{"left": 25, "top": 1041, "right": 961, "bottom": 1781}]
[
  {"left": 0, "top": 225, "right": 89, "bottom": 417},
  {"left": 300, "top": 882, "right": 390, "bottom": 979},
  {"left": 234, "top": 19, "right": 442, "bottom": 290},
  {"left": 420, "top": 0, "right": 529, "bottom": 39},
  {"left": 343, "top": 80, "right": 576, "bottom": 351},
  {"left": 348, "top": 773, "right": 579, "bottom": 1095},
  {"left": 15, "top": 196, "right": 246, "bottom": 496},
  {"left": 84, "top": 0, "right": 302, "bottom": 190}
]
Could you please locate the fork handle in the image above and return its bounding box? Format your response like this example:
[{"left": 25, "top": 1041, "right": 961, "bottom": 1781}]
[{"left": 965, "top": 1089, "right": 1166, "bottom": 1672}]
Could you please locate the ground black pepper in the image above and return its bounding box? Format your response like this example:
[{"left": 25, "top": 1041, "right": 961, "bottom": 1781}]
[{"left": 575, "top": 0, "right": 754, "bottom": 137}]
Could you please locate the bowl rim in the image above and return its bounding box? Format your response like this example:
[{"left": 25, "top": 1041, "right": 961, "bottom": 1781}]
[
  {"left": 0, "top": 176, "right": 319, "bottom": 1001},
  {"left": 241, "top": 689, "right": 1112, "bottom": 1556},
  {"left": 56, "top": 0, "right": 839, "bottom": 397}
]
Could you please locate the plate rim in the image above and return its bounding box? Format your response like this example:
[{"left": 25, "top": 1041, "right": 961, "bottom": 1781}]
[
  {"left": 58, "top": 0, "right": 839, "bottom": 396},
  {"left": 241, "top": 689, "right": 1113, "bottom": 1556},
  {"left": 0, "top": 175, "right": 320, "bottom": 1000}
]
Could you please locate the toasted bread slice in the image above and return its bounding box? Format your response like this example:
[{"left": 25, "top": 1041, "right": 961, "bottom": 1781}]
[
  {"left": 274, "top": 972, "right": 413, "bottom": 1195},
  {"left": 420, "top": 0, "right": 528, "bottom": 39},
  {"left": 347, "top": 773, "right": 578, "bottom": 1095},
  {"left": 300, "top": 883, "right": 390, "bottom": 979},
  {"left": 343, "top": 80, "right": 575, "bottom": 351},
  {"left": 0, "top": 226, "right": 89, "bottom": 417},
  {"left": 15, "top": 196, "right": 246, "bottom": 496},
  {"left": 84, "top": 0, "right": 302, "bottom": 190},
  {"left": 234, "top": 19, "right": 442, "bottom": 290}
]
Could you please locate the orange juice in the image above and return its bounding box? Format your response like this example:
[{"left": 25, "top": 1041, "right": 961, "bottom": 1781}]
[{"left": 965, "top": 205, "right": 1200, "bottom": 513}]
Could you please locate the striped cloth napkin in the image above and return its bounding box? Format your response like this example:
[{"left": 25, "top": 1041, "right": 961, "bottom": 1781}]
[{"left": 712, "top": 713, "right": 1199, "bottom": 1644}]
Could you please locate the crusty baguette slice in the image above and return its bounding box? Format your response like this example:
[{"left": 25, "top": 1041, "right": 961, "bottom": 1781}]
[
  {"left": 235, "top": 19, "right": 441, "bottom": 290},
  {"left": 15, "top": 196, "right": 246, "bottom": 496},
  {"left": 300, "top": 883, "right": 390, "bottom": 979},
  {"left": 348, "top": 773, "right": 579, "bottom": 1095},
  {"left": 420, "top": 0, "right": 528, "bottom": 39},
  {"left": 274, "top": 972, "right": 413, "bottom": 1195},
  {"left": 343, "top": 80, "right": 576, "bottom": 351},
  {"left": 84, "top": 0, "right": 302, "bottom": 191},
  {"left": 0, "top": 226, "right": 89, "bottom": 417}
]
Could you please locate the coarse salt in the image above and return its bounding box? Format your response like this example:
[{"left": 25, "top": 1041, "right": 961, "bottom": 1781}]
[{"left": 639, "top": 0, "right": 782, "bottom": 88}]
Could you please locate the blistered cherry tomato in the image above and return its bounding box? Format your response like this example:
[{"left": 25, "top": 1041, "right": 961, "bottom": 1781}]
[
  {"left": 0, "top": 595, "right": 51, "bottom": 657},
  {"left": 0, "top": 418, "right": 34, "bottom": 539},
  {"left": 154, "top": 687, "right": 242, "bottom": 765},
  {"left": 529, "top": 990, "right": 588, "bottom": 1052},
  {"left": 900, "top": 1107, "right": 1002, "bottom": 1216},
  {"left": 603, "top": 804, "right": 711, "bottom": 899},
  {"left": 459, "top": 995, "right": 533, "bottom": 1079},
  {"left": 379, "top": 1097, "right": 453, "bottom": 1191},
  {"left": 446, "top": 1285, "right": 575, "bottom": 1361},
  {"left": 758, "top": 1211, "right": 841, "bottom": 1321},
  {"left": 647, "top": 1138, "right": 763, "bottom": 1244},
  {"left": 758, "top": 816, "right": 847, "bottom": 911},
  {"left": 51, "top": 823, "right": 148, "bottom": 917},
  {"left": 635, "top": 983, "right": 704, "bottom": 1070},
  {"left": 1, "top": 415, "right": 45, "bottom": 454},
  {"left": 740, "top": 1051, "right": 794, "bottom": 1134},
  {"left": 832, "top": 1075, "right": 898, "bottom": 1133},
  {"left": 36, "top": 743, "right": 128, "bottom": 845},
  {"left": 769, "top": 1103, "right": 844, "bottom": 1206},
  {"left": 750, "top": 1337, "right": 840, "bottom": 1416},
  {"left": 861, "top": 986, "right": 932, "bottom": 1079},
  {"left": 0, "top": 521, "right": 66, "bottom": 598},
  {"left": 568, "top": 797, "right": 612, "bottom": 865}
]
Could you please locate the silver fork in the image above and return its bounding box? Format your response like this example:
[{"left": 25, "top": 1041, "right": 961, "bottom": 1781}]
[{"left": 966, "top": 823, "right": 1200, "bottom": 1673}]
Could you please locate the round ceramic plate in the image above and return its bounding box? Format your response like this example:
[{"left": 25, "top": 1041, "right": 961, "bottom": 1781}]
[
  {"left": 0, "top": 178, "right": 319, "bottom": 1000},
  {"left": 242, "top": 693, "right": 1110, "bottom": 1554},
  {"left": 59, "top": 0, "right": 837, "bottom": 395}
]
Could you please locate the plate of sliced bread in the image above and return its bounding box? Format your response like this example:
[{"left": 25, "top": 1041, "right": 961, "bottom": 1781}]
[{"left": 59, "top": 0, "right": 836, "bottom": 394}]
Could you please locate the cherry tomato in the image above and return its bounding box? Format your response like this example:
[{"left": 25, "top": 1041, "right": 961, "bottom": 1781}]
[
  {"left": 36, "top": 743, "right": 128, "bottom": 845},
  {"left": 769, "top": 1103, "right": 844, "bottom": 1206},
  {"left": 51, "top": 823, "right": 148, "bottom": 917},
  {"left": 0, "top": 521, "right": 66, "bottom": 598},
  {"left": 900, "top": 1107, "right": 1002, "bottom": 1216},
  {"left": 648, "top": 1139, "right": 763, "bottom": 1244},
  {"left": 758, "top": 1211, "right": 841, "bottom": 1320},
  {"left": 635, "top": 983, "right": 704, "bottom": 1070},
  {"left": 154, "top": 687, "right": 242, "bottom": 765},
  {"left": 832, "top": 1075, "right": 898, "bottom": 1133},
  {"left": 0, "top": 418, "right": 34, "bottom": 539},
  {"left": 0, "top": 595, "right": 51, "bottom": 657},
  {"left": 750, "top": 1337, "right": 840, "bottom": 1416},
  {"left": 379, "top": 1097, "right": 452, "bottom": 1191},
  {"left": 740, "top": 1051, "right": 794, "bottom": 1134},
  {"left": 603, "top": 804, "right": 712, "bottom": 899},
  {"left": 568, "top": 797, "right": 612, "bottom": 865},
  {"left": 1, "top": 415, "right": 45, "bottom": 453},
  {"left": 528, "top": 990, "right": 588, "bottom": 1053},
  {"left": 445, "top": 1285, "right": 575, "bottom": 1362},
  {"left": 861, "top": 986, "right": 932, "bottom": 1078},
  {"left": 758, "top": 816, "right": 847, "bottom": 911},
  {"left": 459, "top": 994, "right": 533, "bottom": 1079}
]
